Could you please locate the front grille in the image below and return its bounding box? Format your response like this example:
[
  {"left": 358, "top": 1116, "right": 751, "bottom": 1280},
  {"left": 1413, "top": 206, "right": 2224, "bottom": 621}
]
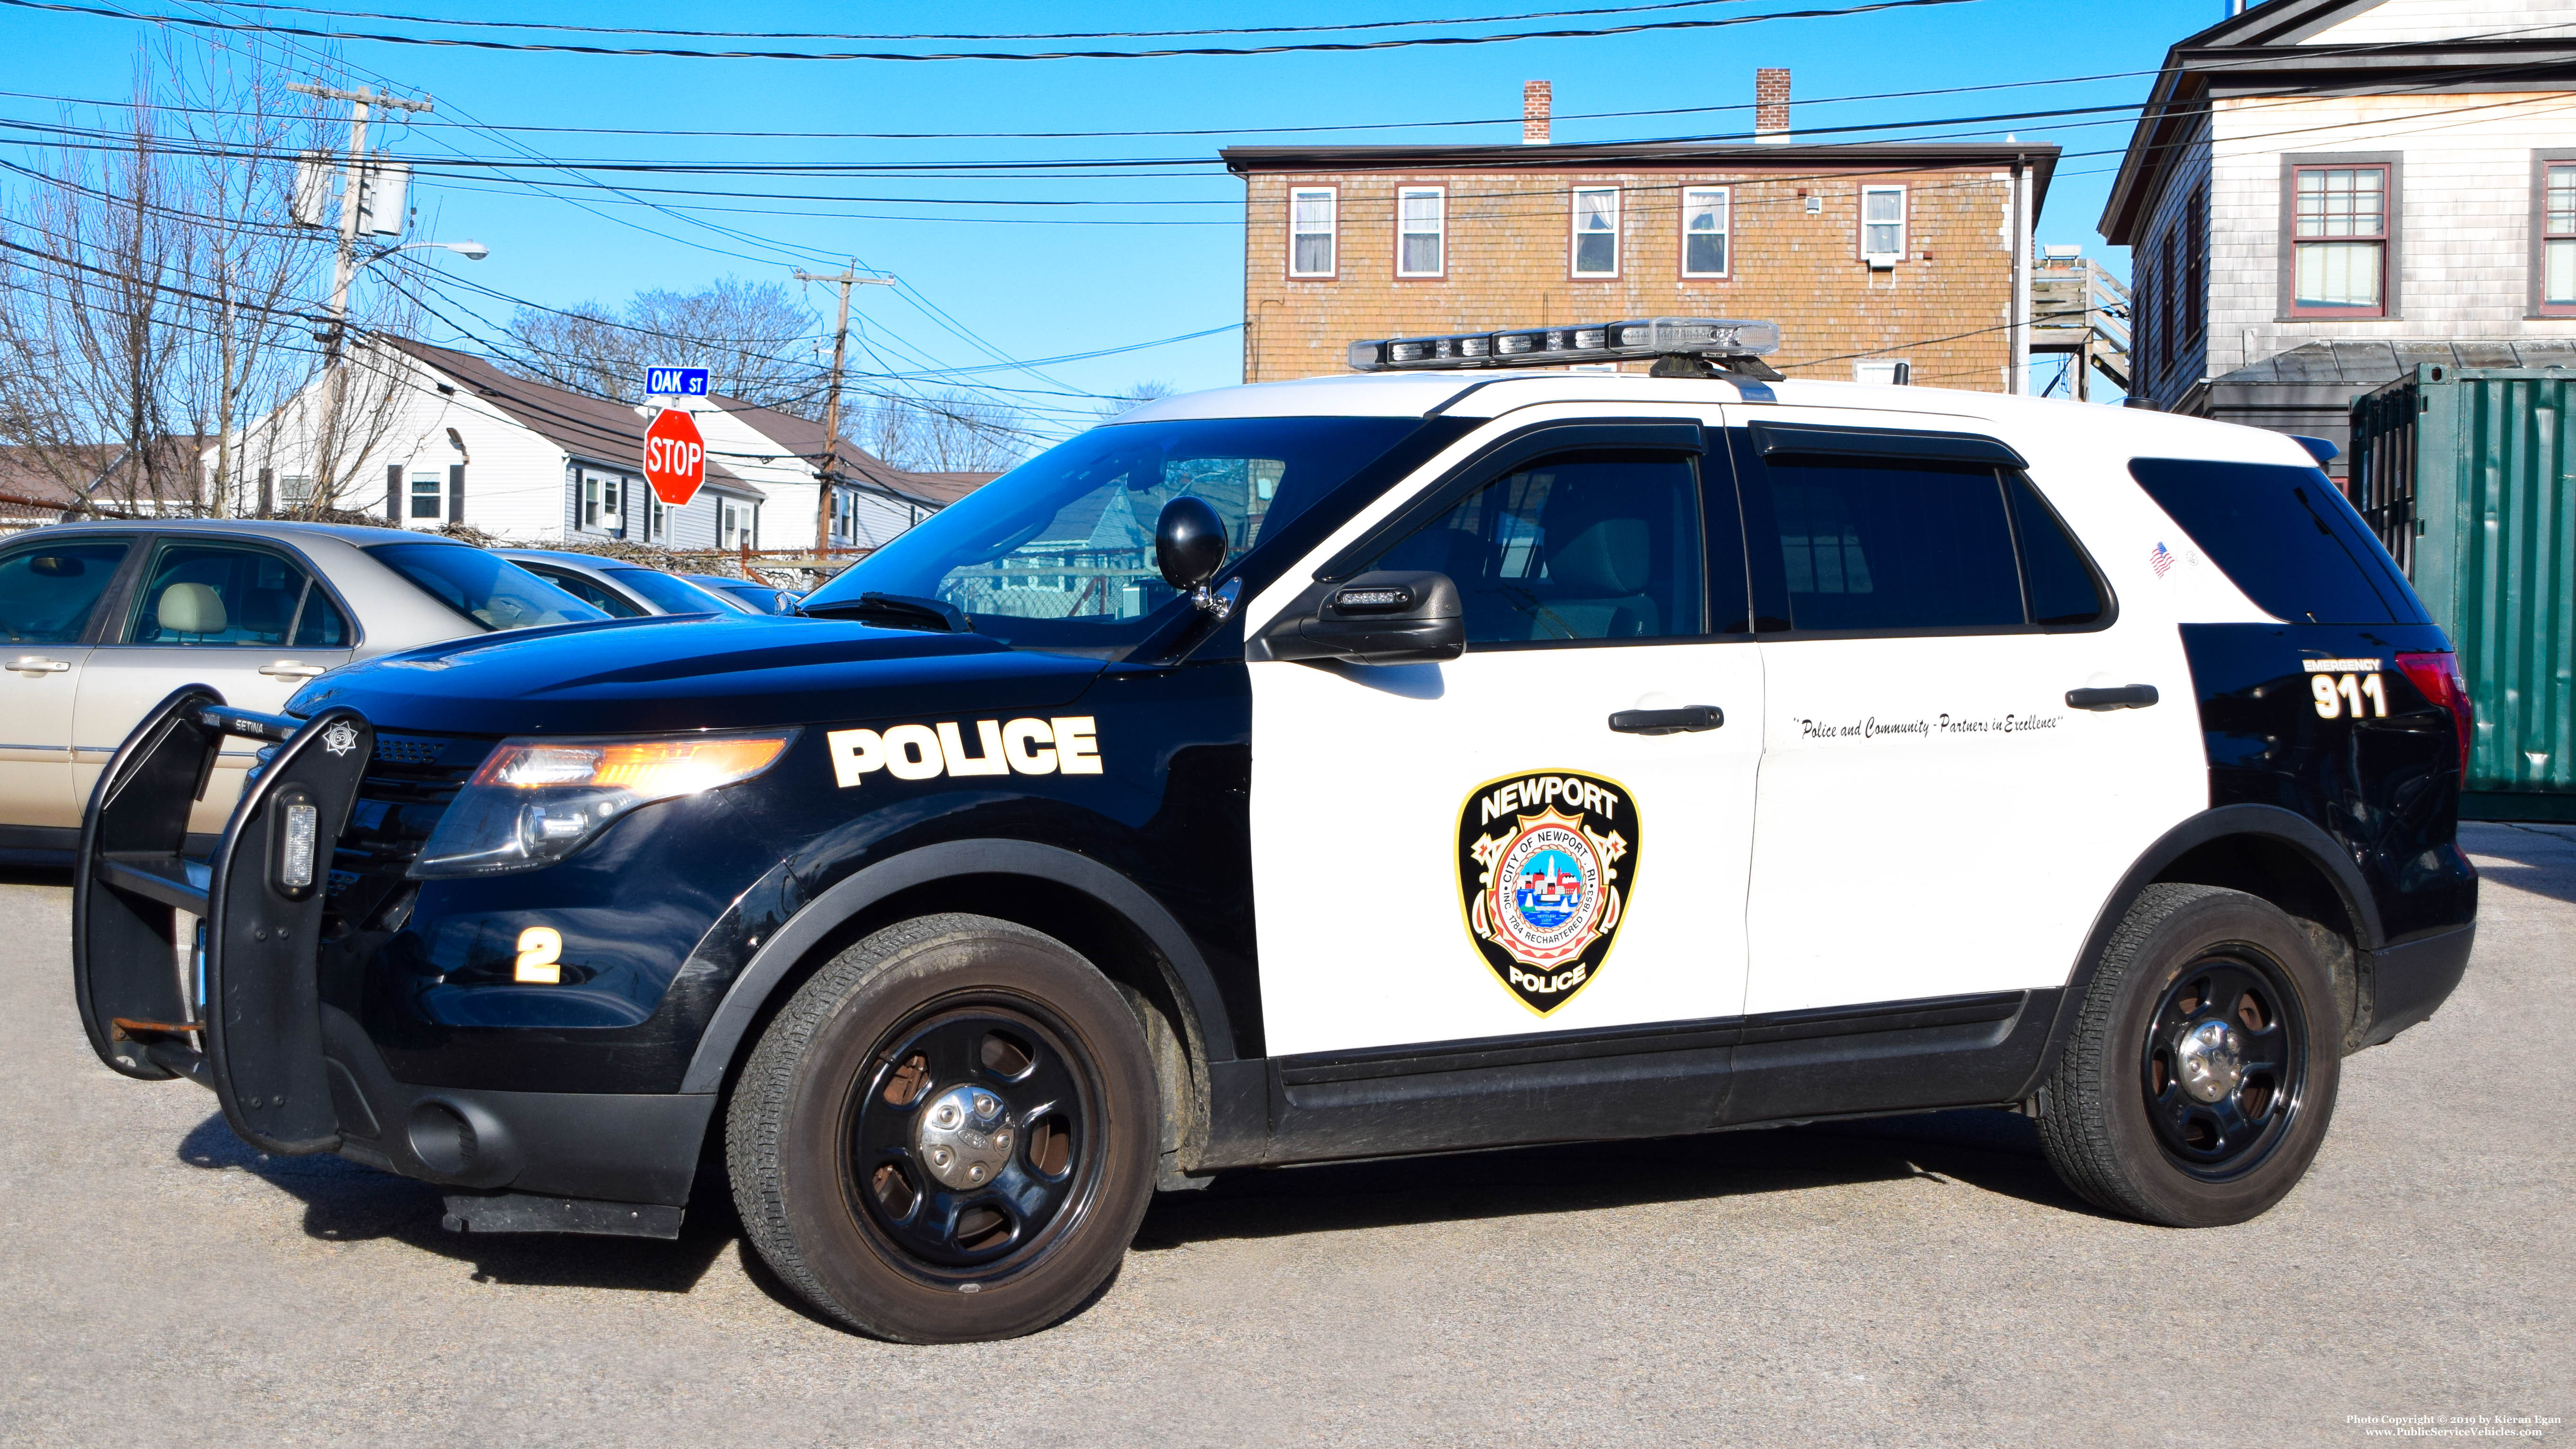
[{"left": 332, "top": 732, "right": 493, "bottom": 885}]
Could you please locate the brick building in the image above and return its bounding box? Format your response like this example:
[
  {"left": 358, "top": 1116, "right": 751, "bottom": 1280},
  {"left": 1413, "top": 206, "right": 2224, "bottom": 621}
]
[{"left": 1223, "top": 79, "right": 2056, "bottom": 391}]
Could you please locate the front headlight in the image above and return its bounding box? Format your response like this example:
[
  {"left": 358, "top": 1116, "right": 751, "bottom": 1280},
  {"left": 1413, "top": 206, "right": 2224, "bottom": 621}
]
[{"left": 411, "top": 729, "right": 796, "bottom": 878}]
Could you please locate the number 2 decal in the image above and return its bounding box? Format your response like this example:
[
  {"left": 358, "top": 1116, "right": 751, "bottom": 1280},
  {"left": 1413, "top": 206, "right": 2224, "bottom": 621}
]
[
  {"left": 515, "top": 926, "right": 563, "bottom": 984},
  {"left": 2311, "top": 671, "right": 2388, "bottom": 720}
]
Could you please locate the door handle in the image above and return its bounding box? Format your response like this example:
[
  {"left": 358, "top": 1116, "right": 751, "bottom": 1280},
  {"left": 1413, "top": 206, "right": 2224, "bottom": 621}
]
[
  {"left": 259, "top": 662, "right": 327, "bottom": 680},
  {"left": 2067, "top": 685, "right": 2159, "bottom": 711},
  {"left": 1608, "top": 705, "right": 1723, "bottom": 735},
  {"left": 8, "top": 656, "right": 71, "bottom": 675}
]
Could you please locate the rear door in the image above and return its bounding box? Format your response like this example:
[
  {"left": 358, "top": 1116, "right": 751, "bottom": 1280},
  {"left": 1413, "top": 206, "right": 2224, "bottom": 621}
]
[
  {"left": 1248, "top": 418, "right": 1766, "bottom": 1057},
  {"left": 0, "top": 535, "right": 133, "bottom": 830},
  {"left": 1722, "top": 407, "right": 2202, "bottom": 1015},
  {"left": 72, "top": 537, "right": 357, "bottom": 835}
]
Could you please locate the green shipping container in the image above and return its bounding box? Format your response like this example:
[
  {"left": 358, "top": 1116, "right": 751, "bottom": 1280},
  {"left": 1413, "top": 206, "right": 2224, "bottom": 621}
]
[{"left": 2349, "top": 365, "right": 2576, "bottom": 822}]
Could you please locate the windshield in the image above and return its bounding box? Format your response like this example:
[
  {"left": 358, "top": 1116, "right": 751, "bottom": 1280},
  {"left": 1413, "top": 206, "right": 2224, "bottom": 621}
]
[
  {"left": 370, "top": 543, "right": 610, "bottom": 631},
  {"left": 804, "top": 416, "right": 1423, "bottom": 651},
  {"left": 610, "top": 567, "right": 747, "bottom": 614}
]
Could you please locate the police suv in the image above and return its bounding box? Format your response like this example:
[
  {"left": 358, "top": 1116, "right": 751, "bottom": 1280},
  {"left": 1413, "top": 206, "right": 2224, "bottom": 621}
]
[{"left": 71, "top": 318, "right": 2476, "bottom": 1343}]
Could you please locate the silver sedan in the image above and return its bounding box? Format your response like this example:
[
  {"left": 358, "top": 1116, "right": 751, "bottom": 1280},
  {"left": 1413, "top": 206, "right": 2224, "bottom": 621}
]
[{"left": 0, "top": 519, "right": 606, "bottom": 853}]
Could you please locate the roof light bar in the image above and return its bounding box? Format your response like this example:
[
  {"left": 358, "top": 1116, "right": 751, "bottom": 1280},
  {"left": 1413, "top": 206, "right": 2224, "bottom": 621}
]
[{"left": 1348, "top": 316, "right": 1782, "bottom": 373}]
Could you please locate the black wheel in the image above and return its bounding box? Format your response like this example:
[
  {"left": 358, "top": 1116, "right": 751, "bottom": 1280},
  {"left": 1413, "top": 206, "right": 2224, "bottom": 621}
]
[
  {"left": 727, "top": 913, "right": 1159, "bottom": 1342},
  {"left": 2039, "top": 884, "right": 2342, "bottom": 1227}
]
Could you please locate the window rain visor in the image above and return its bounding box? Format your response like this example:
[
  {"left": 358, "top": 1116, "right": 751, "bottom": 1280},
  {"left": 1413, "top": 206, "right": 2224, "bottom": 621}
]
[
  {"left": 804, "top": 416, "right": 1423, "bottom": 653},
  {"left": 411, "top": 730, "right": 794, "bottom": 877}
]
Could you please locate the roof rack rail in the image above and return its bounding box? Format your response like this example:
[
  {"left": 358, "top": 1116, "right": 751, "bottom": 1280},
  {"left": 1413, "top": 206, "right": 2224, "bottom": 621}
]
[{"left": 1347, "top": 316, "right": 1784, "bottom": 379}]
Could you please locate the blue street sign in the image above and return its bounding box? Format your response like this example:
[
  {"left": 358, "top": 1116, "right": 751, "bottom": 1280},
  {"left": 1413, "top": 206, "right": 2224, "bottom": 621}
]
[{"left": 645, "top": 367, "right": 710, "bottom": 397}]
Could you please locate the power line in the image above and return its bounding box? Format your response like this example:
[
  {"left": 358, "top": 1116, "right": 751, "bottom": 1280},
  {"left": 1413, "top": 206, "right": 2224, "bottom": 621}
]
[
  {"left": 0, "top": 0, "right": 1980, "bottom": 63},
  {"left": 129, "top": 0, "right": 1780, "bottom": 45}
]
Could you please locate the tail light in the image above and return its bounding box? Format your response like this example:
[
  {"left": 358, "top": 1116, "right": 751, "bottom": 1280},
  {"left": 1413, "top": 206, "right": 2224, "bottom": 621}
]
[{"left": 2395, "top": 651, "right": 2472, "bottom": 779}]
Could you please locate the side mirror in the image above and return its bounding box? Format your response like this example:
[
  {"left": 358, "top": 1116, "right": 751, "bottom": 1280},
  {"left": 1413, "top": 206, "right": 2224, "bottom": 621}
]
[
  {"left": 1155, "top": 496, "right": 1227, "bottom": 593},
  {"left": 1259, "top": 570, "right": 1464, "bottom": 666}
]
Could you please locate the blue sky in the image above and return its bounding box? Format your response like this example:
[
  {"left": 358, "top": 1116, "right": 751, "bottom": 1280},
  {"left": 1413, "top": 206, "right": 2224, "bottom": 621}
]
[{"left": 4, "top": 0, "right": 2222, "bottom": 428}]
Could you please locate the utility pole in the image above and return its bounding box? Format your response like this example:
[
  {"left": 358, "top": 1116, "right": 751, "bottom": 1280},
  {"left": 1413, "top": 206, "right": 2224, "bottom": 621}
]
[
  {"left": 792, "top": 261, "right": 893, "bottom": 560},
  {"left": 289, "top": 81, "right": 431, "bottom": 506}
]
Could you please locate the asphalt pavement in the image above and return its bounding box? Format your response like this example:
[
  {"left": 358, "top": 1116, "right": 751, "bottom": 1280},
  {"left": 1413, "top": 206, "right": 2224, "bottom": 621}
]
[{"left": 2, "top": 824, "right": 2568, "bottom": 1447}]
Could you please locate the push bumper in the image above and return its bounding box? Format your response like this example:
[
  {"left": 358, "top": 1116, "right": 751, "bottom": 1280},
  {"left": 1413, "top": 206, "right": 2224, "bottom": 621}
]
[{"left": 72, "top": 687, "right": 707, "bottom": 1232}]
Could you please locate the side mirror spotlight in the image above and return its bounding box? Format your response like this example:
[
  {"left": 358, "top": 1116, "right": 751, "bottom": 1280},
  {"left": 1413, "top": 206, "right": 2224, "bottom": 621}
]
[{"left": 1154, "top": 496, "right": 1231, "bottom": 617}]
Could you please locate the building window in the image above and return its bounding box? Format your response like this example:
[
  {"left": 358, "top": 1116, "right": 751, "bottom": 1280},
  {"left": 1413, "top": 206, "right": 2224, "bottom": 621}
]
[
  {"left": 2541, "top": 158, "right": 2576, "bottom": 314},
  {"left": 1860, "top": 185, "right": 1906, "bottom": 265},
  {"left": 279, "top": 475, "right": 313, "bottom": 506},
  {"left": 1681, "top": 186, "right": 1731, "bottom": 278},
  {"left": 721, "top": 501, "right": 743, "bottom": 549},
  {"left": 1396, "top": 186, "right": 1444, "bottom": 278},
  {"left": 1853, "top": 359, "right": 1911, "bottom": 386},
  {"left": 1571, "top": 186, "right": 1619, "bottom": 277},
  {"left": 2291, "top": 164, "right": 2389, "bottom": 316},
  {"left": 408, "top": 471, "right": 441, "bottom": 520},
  {"left": 1289, "top": 187, "right": 1336, "bottom": 277},
  {"left": 648, "top": 493, "right": 667, "bottom": 541},
  {"left": 2185, "top": 185, "right": 2207, "bottom": 342}
]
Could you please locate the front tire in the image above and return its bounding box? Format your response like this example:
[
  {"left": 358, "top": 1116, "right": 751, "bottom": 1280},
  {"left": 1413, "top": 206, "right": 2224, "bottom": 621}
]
[
  {"left": 728, "top": 913, "right": 1160, "bottom": 1342},
  {"left": 2040, "top": 884, "right": 2342, "bottom": 1227}
]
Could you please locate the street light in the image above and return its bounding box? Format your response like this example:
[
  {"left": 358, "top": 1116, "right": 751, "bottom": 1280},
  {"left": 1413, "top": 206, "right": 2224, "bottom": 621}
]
[{"left": 364, "top": 238, "right": 489, "bottom": 265}]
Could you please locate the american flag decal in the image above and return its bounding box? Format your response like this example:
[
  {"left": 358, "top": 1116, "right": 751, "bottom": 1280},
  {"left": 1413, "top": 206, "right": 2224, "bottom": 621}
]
[{"left": 2150, "top": 542, "right": 2176, "bottom": 578}]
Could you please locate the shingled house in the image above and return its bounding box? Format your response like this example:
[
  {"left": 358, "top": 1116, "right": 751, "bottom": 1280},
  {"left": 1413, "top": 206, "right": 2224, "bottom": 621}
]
[{"left": 2102, "top": 0, "right": 2576, "bottom": 465}]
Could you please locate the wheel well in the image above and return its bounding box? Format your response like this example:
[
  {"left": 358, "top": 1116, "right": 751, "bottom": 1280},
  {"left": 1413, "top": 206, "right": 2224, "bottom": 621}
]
[
  {"left": 709, "top": 872, "right": 1211, "bottom": 1177},
  {"left": 2151, "top": 834, "right": 2369, "bottom": 1049}
]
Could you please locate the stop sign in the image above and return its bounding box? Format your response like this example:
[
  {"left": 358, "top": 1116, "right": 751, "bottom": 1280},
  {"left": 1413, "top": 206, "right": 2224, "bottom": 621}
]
[{"left": 642, "top": 407, "right": 706, "bottom": 507}]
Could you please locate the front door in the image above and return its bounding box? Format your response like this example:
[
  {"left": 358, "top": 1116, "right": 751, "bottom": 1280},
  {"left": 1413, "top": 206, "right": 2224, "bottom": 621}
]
[
  {"left": 1249, "top": 424, "right": 1764, "bottom": 1057},
  {"left": 73, "top": 538, "right": 357, "bottom": 836},
  {"left": 0, "top": 535, "right": 132, "bottom": 830},
  {"left": 1721, "top": 406, "right": 2203, "bottom": 1017}
]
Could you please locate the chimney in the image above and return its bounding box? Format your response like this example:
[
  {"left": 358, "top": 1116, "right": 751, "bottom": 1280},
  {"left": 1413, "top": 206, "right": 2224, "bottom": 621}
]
[
  {"left": 1755, "top": 68, "right": 1791, "bottom": 143},
  {"left": 1523, "top": 80, "right": 1551, "bottom": 145}
]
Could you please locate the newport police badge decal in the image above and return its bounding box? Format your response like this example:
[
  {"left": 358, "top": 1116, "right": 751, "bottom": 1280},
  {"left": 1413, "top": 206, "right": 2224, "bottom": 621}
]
[{"left": 1456, "top": 770, "right": 1639, "bottom": 1014}]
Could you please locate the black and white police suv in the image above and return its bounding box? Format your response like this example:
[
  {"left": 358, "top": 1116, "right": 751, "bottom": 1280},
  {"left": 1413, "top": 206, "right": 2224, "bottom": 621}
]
[{"left": 71, "top": 318, "right": 2476, "bottom": 1342}]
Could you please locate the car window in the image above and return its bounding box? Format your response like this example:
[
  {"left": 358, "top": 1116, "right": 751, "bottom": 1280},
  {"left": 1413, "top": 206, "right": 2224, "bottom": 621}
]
[
  {"left": 1368, "top": 450, "right": 1705, "bottom": 645},
  {"left": 2128, "top": 458, "right": 2424, "bottom": 625},
  {"left": 608, "top": 568, "right": 739, "bottom": 614},
  {"left": 1760, "top": 456, "right": 2024, "bottom": 632},
  {"left": 370, "top": 544, "right": 609, "bottom": 631},
  {"left": 809, "top": 416, "right": 1423, "bottom": 652},
  {"left": 2009, "top": 478, "right": 2107, "bottom": 627},
  {"left": 0, "top": 538, "right": 129, "bottom": 644},
  {"left": 126, "top": 543, "right": 325, "bottom": 647},
  {"left": 291, "top": 586, "right": 350, "bottom": 647},
  {"left": 523, "top": 563, "right": 646, "bottom": 618}
]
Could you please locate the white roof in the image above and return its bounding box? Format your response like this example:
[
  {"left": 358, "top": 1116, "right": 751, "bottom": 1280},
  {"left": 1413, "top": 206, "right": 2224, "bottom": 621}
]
[{"left": 1116, "top": 371, "right": 2317, "bottom": 467}]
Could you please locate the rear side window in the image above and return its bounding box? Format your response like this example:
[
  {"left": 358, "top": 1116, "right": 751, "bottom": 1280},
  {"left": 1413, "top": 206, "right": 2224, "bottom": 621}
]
[
  {"left": 1763, "top": 456, "right": 2025, "bottom": 632},
  {"left": 2128, "top": 458, "right": 2427, "bottom": 624},
  {"left": 609, "top": 568, "right": 742, "bottom": 615},
  {"left": 2009, "top": 478, "right": 2107, "bottom": 626},
  {"left": 0, "top": 538, "right": 129, "bottom": 644}
]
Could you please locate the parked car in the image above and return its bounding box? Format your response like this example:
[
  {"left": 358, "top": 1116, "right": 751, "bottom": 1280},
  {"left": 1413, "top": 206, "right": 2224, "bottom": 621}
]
[
  {"left": 494, "top": 549, "right": 756, "bottom": 618},
  {"left": 69, "top": 319, "right": 2476, "bottom": 1345},
  {"left": 1, "top": 520, "right": 607, "bottom": 853},
  {"left": 684, "top": 573, "right": 804, "bottom": 615}
]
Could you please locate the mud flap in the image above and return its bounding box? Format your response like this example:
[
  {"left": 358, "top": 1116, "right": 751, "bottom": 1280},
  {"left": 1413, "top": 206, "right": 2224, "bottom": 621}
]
[{"left": 73, "top": 687, "right": 374, "bottom": 1156}]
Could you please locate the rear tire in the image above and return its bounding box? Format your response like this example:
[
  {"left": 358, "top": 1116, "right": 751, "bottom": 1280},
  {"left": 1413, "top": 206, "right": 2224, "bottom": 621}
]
[
  {"left": 2039, "top": 884, "right": 2341, "bottom": 1227},
  {"left": 727, "top": 913, "right": 1159, "bottom": 1342}
]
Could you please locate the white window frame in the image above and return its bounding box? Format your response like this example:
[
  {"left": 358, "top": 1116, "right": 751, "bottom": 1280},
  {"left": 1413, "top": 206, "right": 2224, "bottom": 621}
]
[
  {"left": 1396, "top": 185, "right": 1445, "bottom": 278},
  {"left": 1680, "top": 185, "right": 1732, "bottom": 279},
  {"left": 1288, "top": 186, "right": 1337, "bottom": 279},
  {"left": 407, "top": 469, "right": 443, "bottom": 523},
  {"left": 1860, "top": 184, "right": 1908, "bottom": 268},
  {"left": 580, "top": 474, "right": 600, "bottom": 529},
  {"left": 1570, "top": 186, "right": 1620, "bottom": 279},
  {"left": 1853, "top": 359, "right": 1913, "bottom": 386}
]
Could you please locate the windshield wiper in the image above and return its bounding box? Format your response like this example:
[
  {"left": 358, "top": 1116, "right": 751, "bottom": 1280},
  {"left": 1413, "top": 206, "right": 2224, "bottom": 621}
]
[{"left": 802, "top": 591, "right": 971, "bottom": 633}]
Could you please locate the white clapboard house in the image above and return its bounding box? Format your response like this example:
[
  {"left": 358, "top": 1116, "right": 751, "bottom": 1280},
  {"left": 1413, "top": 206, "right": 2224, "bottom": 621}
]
[
  {"left": 2102, "top": 0, "right": 2576, "bottom": 463},
  {"left": 211, "top": 337, "right": 974, "bottom": 550}
]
